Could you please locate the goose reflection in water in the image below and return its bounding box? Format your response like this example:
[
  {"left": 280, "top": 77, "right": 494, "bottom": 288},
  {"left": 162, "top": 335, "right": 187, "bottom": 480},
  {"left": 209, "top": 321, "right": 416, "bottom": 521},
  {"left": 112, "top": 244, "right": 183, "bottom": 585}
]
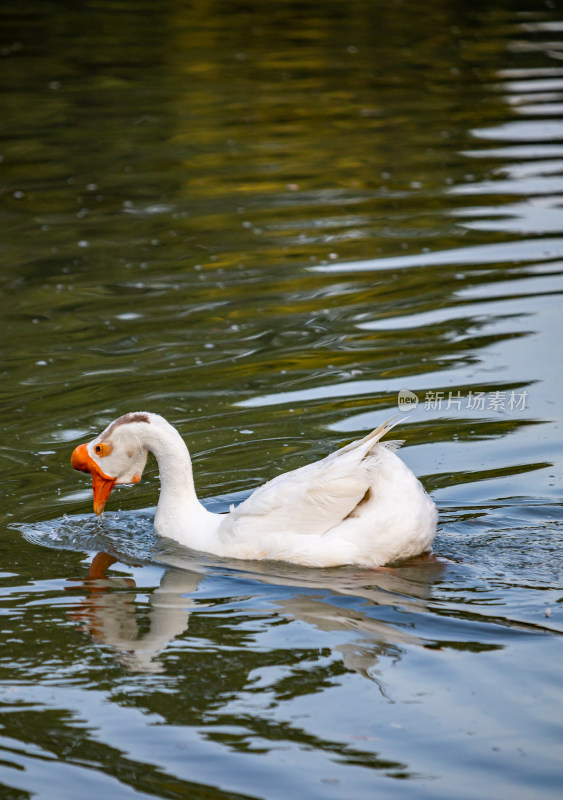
[
  {"left": 67, "top": 552, "right": 204, "bottom": 672},
  {"left": 67, "top": 550, "right": 445, "bottom": 677}
]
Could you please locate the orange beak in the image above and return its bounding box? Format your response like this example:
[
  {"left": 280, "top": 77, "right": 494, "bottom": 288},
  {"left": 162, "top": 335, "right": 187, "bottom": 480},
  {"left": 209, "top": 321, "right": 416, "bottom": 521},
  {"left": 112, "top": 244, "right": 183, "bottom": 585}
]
[{"left": 71, "top": 443, "right": 116, "bottom": 516}]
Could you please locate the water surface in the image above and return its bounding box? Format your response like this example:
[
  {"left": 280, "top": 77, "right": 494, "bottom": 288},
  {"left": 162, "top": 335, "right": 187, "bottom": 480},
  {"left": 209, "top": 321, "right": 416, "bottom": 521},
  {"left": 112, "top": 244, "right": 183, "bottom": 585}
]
[{"left": 1, "top": 1, "right": 562, "bottom": 799}]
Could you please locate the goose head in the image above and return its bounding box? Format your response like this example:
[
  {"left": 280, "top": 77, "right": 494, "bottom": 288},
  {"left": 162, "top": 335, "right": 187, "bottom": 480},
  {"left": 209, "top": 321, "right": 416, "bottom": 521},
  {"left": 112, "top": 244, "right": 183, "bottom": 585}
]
[{"left": 71, "top": 413, "right": 150, "bottom": 514}]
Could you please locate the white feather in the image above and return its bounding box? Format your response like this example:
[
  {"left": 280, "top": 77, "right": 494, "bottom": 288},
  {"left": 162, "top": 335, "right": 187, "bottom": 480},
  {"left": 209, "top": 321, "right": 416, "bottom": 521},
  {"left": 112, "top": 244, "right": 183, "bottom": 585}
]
[{"left": 223, "top": 417, "right": 401, "bottom": 541}]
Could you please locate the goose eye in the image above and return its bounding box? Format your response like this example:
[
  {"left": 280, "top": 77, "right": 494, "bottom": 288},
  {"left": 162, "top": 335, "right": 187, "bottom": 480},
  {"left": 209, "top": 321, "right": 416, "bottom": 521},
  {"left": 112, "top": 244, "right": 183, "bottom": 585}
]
[{"left": 94, "top": 442, "right": 112, "bottom": 457}]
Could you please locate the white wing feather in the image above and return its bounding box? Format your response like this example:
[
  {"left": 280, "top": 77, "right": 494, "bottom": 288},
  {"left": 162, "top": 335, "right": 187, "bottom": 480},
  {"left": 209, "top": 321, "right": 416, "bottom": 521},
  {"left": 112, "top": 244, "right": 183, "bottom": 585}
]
[{"left": 224, "top": 418, "right": 401, "bottom": 540}]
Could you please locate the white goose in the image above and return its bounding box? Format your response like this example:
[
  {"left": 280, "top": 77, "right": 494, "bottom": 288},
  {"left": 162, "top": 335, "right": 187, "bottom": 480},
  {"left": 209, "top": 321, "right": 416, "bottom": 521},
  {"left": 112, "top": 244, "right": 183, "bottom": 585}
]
[{"left": 71, "top": 412, "right": 437, "bottom": 568}]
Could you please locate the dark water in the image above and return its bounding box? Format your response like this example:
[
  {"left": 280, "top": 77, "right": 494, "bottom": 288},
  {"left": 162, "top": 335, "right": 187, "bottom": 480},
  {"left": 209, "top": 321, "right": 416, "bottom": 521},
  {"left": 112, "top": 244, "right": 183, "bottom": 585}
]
[{"left": 1, "top": 1, "right": 562, "bottom": 798}]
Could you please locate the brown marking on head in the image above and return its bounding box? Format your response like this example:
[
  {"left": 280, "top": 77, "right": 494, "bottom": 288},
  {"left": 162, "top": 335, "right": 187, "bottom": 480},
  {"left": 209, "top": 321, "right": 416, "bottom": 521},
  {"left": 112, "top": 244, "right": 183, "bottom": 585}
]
[{"left": 102, "top": 412, "right": 150, "bottom": 441}]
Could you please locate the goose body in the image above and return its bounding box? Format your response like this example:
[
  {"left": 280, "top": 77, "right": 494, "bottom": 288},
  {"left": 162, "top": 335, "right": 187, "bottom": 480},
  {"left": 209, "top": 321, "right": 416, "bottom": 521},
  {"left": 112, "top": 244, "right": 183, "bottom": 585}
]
[{"left": 71, "top": 412, "right": 437, "bottom": 568}]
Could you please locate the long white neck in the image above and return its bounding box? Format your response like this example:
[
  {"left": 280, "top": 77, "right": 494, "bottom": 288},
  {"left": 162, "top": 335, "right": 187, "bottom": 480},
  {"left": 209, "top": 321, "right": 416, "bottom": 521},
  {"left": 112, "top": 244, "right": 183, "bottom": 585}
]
[
  {"left": 141, "top": 415, "right": 197, "bottom": 501},
  {"left": 137, "top": 414, "right": 219, "bottom": 545}
]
